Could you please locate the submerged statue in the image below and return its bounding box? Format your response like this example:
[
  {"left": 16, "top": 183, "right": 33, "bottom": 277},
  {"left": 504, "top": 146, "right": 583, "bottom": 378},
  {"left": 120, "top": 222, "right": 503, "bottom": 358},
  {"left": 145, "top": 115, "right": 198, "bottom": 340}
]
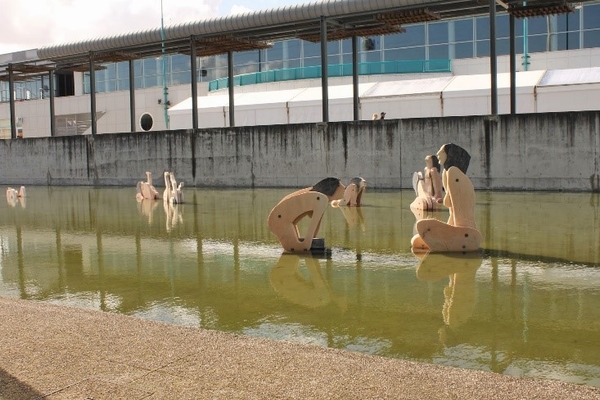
[
  {"left": 410, "top": 154, "right": 443, "bottom": 212},
  {"left": 267, "top": 177, "right": 345, "bottom": 253},
  {"left": 411, "top": 143, "right": 482, "bottom": 253},
  {"left": 136, "top": 171, "right": 160, "bottom": 201},
  {"left": 331, "top": 177, "right": 366, "bottom": 207},
  {"left": 163, "top": 171, "right": 184, "bottom": 204}
]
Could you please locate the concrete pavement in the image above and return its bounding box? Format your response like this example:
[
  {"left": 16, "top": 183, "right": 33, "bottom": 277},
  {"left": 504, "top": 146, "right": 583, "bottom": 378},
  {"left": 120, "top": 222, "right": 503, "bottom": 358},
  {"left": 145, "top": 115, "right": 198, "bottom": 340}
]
[{"left": 1, "top": 296, "right": 599, "bottom": 400}]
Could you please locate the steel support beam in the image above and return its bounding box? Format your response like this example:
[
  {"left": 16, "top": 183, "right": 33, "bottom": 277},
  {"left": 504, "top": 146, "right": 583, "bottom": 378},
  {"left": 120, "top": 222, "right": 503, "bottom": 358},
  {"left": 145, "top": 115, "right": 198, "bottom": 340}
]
[
  {"left": 228, "top": 51, "right": 235, "bottom": 127},
  {"left": 320, "top": 16, "right": 329, "bottom": 123},
  {"left": 49, "top": 70, "right": 56, "bottom": 136},
  {"left": 190, "top": 38, "right": 199, "bottom": 131},
  {"left": 352, "top": 36, "right": 359, "bottom": 121},
  {"left": 8, "top": 64, "right": 16, "bottom": 139},
  {"left": 489, "top": 0, "right": 498, "bottom": 115},
  {"left": 129, "top": 59, "right": 136, "bottom": 132},
  {"left": 89, "top": 52, "right": 98, "bottom": 135}
]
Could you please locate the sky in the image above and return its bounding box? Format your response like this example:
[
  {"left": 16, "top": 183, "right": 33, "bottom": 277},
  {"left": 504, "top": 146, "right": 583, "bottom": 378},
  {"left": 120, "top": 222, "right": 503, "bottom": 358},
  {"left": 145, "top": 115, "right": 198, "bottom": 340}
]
[{"left": 0, "top": 0, "right": 308, "bottom": 55}]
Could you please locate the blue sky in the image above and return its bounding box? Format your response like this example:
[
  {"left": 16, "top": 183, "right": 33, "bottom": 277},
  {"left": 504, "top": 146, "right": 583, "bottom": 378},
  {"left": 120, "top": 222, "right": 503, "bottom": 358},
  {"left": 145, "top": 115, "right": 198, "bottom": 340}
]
[{"left": 0, "top": 0, "right": 308, "bottom": 55}]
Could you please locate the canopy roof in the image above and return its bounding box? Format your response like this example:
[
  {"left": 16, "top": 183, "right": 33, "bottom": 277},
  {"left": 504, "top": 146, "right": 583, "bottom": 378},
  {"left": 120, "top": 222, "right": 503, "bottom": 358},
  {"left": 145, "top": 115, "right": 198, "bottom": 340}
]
[{"left": 0, "top": 0, "right": 589, "bottom": 82}]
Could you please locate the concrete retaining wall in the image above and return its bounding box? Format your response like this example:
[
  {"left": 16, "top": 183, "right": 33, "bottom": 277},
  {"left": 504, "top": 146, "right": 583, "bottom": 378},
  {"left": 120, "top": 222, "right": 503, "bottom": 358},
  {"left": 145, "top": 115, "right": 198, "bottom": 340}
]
[{"left": 1, "top": 111, "right": 598, "bottom": 192}]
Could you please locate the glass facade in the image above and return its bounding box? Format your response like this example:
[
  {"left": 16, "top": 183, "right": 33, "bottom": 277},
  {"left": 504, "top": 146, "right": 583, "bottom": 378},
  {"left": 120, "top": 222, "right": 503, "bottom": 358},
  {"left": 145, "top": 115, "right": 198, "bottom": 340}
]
[{"left": 2, "top": 3, "right": 600, "bottom": 101}]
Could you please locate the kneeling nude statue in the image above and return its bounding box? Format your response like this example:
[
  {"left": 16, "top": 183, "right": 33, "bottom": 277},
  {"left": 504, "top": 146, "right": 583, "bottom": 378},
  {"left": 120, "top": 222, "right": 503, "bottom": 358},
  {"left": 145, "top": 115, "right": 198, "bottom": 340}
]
[
  {"left": 410, "top": 154, "right": 443, "bottom": 212},
  {"left": 411, "top": 143, "right": 482, "bottom": 253}
]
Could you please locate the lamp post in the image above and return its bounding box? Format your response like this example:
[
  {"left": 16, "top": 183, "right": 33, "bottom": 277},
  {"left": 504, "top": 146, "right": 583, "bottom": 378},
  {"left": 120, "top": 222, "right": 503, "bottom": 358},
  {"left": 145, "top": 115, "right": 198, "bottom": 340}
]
[{"left": 161, "top": 0, "right": 170, "bottom": 129}]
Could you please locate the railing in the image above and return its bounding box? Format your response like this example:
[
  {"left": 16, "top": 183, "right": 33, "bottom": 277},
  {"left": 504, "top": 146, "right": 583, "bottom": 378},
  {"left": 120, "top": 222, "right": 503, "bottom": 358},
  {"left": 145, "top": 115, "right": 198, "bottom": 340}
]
[{"left": 208, "top": 59, "right": 451, "bottom": 91}]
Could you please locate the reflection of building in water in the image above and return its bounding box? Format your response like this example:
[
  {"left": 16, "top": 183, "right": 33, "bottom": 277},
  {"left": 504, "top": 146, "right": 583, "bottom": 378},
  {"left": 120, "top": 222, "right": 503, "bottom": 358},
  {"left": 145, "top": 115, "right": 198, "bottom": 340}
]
[
  {"left": 415, "top": 251, "right": 482, "bottom": 330},
  {"left": 269, "top": 254, "right": 346, "bottom": 312}
]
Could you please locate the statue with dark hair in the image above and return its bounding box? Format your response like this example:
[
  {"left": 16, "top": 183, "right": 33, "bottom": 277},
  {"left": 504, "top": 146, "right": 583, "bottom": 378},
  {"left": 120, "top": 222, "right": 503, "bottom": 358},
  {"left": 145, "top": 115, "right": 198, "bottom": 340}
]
[
  {"left": 439, "top": 143, "right": 471, "bottom": 174},
  {"left": 411, "top": 155, "right": 443, "bottom": 212},
  {"left": 331, "top": 176, "right": 366, "bottom": 207},
  {"left": 411, "top": 144, "right": 482, "bottom": 253},
  {"left": 268, "top": 177, "right": 345, "bottom": 253}
]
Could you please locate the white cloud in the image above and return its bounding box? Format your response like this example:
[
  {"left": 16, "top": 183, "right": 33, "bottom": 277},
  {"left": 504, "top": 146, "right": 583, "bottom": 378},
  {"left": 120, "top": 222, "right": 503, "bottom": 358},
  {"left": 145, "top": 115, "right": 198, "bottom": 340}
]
[
  {"left": 228, "top": 5, "right": 253, "bottom": 16},
  {"left": 0, "top": 0, "right": 218, "bottom": 54},
  {"left": 0, "top": 0, "right": 305, "bottom": 55}
]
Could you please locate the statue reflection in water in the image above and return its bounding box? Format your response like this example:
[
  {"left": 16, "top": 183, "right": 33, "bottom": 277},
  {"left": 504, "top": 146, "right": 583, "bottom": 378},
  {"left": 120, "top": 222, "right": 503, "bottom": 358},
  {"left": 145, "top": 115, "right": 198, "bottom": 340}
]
[
  {"left": 414, "top": 251, "right": 482, "bottom": 337},
  {"left": 269, "top": 254, "right": 347, "bottom": 312},
  {"left": 163, "top": 198, "right": 183, "bottom": 232},
  {"left": 137, "top": 199, "right": 159, "bottom": 225},
  {"left": 331, "top": 177, "right": 366, "bottom": 230}
]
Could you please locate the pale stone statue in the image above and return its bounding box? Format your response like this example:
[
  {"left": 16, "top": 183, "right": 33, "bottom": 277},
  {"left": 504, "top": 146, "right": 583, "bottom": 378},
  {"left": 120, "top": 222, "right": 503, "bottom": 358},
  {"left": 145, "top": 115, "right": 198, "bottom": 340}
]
[
  {"left": 411, "top": 143, "right": 482, "bottom": 253},
  {"left": 163, "top": 171, "right": 184, "bottom": 204},
  {"left": 410, "top": 155, "right": 443, "bottom": 212},
  {"left": 136, "top": 171, "right": 160, "bottom": 201},
  {"left": 331, "top": 177, "right": 366, "bottom": 207},
  {"left": 268, "top": 177, "right": 345, "bottom": 253},
  {"left": 6, "top": 186, "right": 26, "bottom": 207}
]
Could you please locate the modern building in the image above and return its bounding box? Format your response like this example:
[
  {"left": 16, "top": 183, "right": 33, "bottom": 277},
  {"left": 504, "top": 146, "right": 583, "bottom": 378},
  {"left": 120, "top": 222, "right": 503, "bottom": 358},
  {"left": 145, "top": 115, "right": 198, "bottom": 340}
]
[{"left": 1, "top": 0, "right": 599, "bottom": 138}]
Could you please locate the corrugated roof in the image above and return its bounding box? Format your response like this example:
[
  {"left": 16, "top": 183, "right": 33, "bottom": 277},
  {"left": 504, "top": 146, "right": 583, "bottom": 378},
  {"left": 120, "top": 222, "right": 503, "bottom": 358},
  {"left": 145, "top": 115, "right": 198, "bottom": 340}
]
[
  {"left": 362, "top": 76, "right": 453, "bottom": 97},
  {"left": 538, "top": 67, "right": 600, "bottom": 86}
]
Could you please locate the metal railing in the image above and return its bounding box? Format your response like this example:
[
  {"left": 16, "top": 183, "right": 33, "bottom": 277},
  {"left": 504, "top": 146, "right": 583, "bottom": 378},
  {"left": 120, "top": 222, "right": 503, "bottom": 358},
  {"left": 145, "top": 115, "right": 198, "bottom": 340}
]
[{"left": 208, "top": 59, "right": 452, "bottom": 91}]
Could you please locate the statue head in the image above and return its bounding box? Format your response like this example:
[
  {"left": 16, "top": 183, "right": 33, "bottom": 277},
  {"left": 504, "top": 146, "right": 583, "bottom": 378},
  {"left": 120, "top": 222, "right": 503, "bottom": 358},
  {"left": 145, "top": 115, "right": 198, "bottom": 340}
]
[
  {"left": 311, "top": 177, "right": 345, "bottom": 200},
  {"left": 437, "top": 144, "right": 471, "bottom": 174},
  {"left": 425, "top": 155, "right": 441, "bottom": 172}
]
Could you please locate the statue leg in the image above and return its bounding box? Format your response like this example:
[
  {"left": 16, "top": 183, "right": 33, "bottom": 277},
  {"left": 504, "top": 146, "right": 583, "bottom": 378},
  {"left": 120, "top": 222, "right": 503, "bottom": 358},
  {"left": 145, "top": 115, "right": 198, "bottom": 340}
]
[{"left": 415, "top": 219, "right": 482, "bottom": 252}]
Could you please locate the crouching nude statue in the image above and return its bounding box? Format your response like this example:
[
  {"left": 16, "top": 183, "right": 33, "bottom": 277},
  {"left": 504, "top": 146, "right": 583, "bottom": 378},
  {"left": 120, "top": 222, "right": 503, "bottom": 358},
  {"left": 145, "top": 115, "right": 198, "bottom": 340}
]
[
  {"left": 410, "top": 155, "right": 443, "bottom": 212},
  {"left": 268, "top": 177, "right": 345, "bottom": 253},
  {"left": 331, "top": 177, "right": 366, "bottom": 207},
  {"left": 411, "top": 144, "right": 482, "bottom": 253}
]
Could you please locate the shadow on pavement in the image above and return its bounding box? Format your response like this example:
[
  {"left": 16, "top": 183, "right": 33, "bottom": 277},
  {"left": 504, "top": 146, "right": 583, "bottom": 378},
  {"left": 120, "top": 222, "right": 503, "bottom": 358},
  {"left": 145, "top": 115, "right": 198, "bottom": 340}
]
[{"left": 0, "top": 367, "right": 45, "bottom": 400}]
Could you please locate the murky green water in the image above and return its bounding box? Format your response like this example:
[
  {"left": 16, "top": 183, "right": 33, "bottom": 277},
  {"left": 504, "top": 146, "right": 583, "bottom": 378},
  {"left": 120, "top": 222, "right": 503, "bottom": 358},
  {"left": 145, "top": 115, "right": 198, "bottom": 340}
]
[{"left": 1, "top": 186, "right": 599, "bottom": 387}]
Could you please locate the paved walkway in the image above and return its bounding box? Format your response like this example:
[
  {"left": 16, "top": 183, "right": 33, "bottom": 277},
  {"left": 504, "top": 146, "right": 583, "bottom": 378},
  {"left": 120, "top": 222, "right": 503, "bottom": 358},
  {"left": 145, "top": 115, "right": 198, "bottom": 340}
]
[{"left": 1, "top": 296, "right": 599, "bottom": 400}]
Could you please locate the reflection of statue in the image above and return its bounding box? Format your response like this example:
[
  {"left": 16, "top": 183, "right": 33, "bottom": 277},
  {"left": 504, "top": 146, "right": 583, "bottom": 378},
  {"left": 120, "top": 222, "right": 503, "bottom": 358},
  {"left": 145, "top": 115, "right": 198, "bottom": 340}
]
[
  {"left": 6, "top": 186, "right": 26, "bottom": 208},
  {"left": 331, "top": 177, "right": 366, "bottom": 207},
  {"left": 137, "top": 199, "right": 159, "bottom": 224},
  {"left": 163, "top": 171, "right": 184, "bottom": 204},
  {"left": 269, "top": 254, "right": 346, "bottom": 311},
  {"left": 136, "top": 171, "right": 160, "bottom": 201},
  {"left": 411, "top": 144, "right": 482, "bottom": 253},
  {"left": 163, "top": 197, "right": 183, "bottom": 232},
  {"left": 415, "top": 251, "right": 482, "bottom": 330},
  {"left": 267, "top": 177, "right": 345, "bottom": 253},
  {"left": 410, "top": 155, "right": 443, "bottom": 212},
  {"left": 334, "top": 205, "right": 365, "bottom": 230}
]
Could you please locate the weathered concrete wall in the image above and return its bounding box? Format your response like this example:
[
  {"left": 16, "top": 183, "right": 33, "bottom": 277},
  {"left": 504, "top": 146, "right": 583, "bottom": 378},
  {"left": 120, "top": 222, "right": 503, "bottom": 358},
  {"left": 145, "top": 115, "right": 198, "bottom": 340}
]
[{"left": 0, "top": 111, "right": 598, "bottom": 191}]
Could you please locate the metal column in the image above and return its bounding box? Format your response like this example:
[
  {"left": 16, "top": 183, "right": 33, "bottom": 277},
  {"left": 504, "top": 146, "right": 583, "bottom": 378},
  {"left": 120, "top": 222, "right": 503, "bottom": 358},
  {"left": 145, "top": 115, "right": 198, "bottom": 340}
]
[
  {"left": 352, "top": 36, "right": 359, "bottom": 121},
  {"left": 89, "top": 52, "right": 98, "bottom": 135},
  {"left": 49, "top": 70, "right": 56, "bottom": 136},
  {"left": 509, "top": 14, "right": 517, "bottom": 114},
  {"left": 129, "top": 59, "right": 136, "bottom": 132},
  {"left": 7, "top": 64, "right": 17, "bottom": 139},
  {"left": 489, "top": 0, "right": 498, "bottom": 115},
  {"left": 228, "top": 51, "right": 235, "bottom": 127},
  {"left": 320, "top": 16, "right": 329, "bottom": 123},
  {"left": 190, "top": 38, "right": 199, "bottom": 131}
]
